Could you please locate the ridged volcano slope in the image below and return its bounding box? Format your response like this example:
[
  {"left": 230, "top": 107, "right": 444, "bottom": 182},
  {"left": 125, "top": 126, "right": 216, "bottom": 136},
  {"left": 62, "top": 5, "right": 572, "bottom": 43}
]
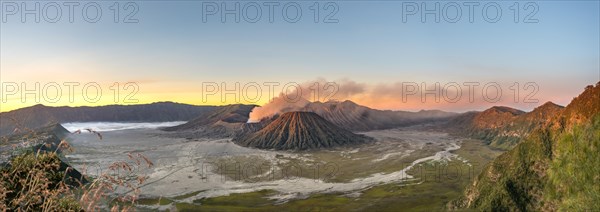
[{"left": 234, "top": 112, "right": 372, "bottom": 150}]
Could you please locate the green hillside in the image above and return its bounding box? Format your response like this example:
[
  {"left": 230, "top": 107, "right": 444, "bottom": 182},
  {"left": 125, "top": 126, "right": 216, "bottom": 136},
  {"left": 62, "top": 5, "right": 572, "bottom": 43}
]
[{"left": 451, "top": 82, "right": 600, "bottom": 211}]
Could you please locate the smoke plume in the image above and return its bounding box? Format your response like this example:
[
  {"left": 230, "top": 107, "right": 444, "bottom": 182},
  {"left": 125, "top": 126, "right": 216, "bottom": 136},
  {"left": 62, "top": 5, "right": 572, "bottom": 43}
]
[{"left": 247, "top": 78, "right": 367, "bottom": 122}]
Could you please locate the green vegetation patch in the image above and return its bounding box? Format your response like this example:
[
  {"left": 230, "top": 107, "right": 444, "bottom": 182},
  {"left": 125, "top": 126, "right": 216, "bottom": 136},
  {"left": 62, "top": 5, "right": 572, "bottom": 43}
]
[{"left": 457, "top": 115, "right": 600, "bottom": 211}]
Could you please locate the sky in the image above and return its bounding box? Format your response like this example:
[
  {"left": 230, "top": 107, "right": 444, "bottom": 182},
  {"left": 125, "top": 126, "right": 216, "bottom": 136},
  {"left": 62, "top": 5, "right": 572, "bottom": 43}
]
[{"left": 1, "top": 1, "right": 599, "bottom": 112}]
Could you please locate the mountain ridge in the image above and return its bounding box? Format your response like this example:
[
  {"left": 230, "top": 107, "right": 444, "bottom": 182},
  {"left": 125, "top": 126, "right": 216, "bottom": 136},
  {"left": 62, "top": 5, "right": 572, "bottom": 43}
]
[
  {"left": 163, "top": 104, "right": 256, "bottom": 138},
  {"left": 262, "top": 99, "right": 458, "bottom": 131},
  {"left": 451, "top": 82, "right": 600, "bottom": 211},
  {"left": 445, "top": 101, "right": 565, "bottom": 149},
  {"left": 0, "top": 102, "right": 218, "bottom": 137}
]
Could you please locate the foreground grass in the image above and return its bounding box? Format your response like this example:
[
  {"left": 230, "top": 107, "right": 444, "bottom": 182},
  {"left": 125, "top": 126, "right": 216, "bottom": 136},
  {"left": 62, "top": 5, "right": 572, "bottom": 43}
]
[{"left": 0, "top": 152, "right": 83, "bottom": 211}]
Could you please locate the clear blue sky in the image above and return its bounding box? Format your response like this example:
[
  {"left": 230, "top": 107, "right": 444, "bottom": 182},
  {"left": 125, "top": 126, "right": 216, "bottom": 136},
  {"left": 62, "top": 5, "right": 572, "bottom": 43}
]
[{"left": 1, "top": 1, "right": 599, "bottom": 112}]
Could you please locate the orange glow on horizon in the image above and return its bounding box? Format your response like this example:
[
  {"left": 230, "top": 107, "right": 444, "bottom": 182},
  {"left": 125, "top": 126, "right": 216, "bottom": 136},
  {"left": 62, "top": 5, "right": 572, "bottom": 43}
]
[{"left": 0, "top": 80, "right": 573, "bottom": 113}]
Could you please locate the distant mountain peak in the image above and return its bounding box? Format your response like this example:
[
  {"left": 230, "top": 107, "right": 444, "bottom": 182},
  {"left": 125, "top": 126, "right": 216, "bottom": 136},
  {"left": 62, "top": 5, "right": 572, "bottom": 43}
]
[
  {"left": 340, "top": 99, "right": 357, "bottom": 104},
  {"left": 486, "top": 106, "right": 525, "bottom": 115},
  {"left": 541, "top": 101, "right": 559, "bottom": 106},
  {"left": 532, "top": 101, "right": 563, "bottom": 112}
]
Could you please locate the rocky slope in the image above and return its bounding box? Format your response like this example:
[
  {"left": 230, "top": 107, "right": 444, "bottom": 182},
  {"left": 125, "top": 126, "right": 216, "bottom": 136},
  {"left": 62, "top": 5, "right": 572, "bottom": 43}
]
[
  {"left": 305, "top": 100, "right": 457, "bottom": 131},
  {"left": 445, "top": 102, "right": 564, "bottom": 149},
  {"left": 234, "top": 112, "right": 372, "bottom": 150},
  {"left": 450, "top": 82, "right": 600, "bottom": 211},
  {"left": 163, "top": 104, "right": 256, "bottom": 138},
  {"left": 0, "top": 102, "right": 217, "bottom": 137},
  {"left": 168, "top": 100, "right": 457, "bottom": 139},
  {"left": 255, "top": 99, "right": 457, "bottom": 132},
  {"left": 1, "top": 124, "right": 69, "bottom": 164}
]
